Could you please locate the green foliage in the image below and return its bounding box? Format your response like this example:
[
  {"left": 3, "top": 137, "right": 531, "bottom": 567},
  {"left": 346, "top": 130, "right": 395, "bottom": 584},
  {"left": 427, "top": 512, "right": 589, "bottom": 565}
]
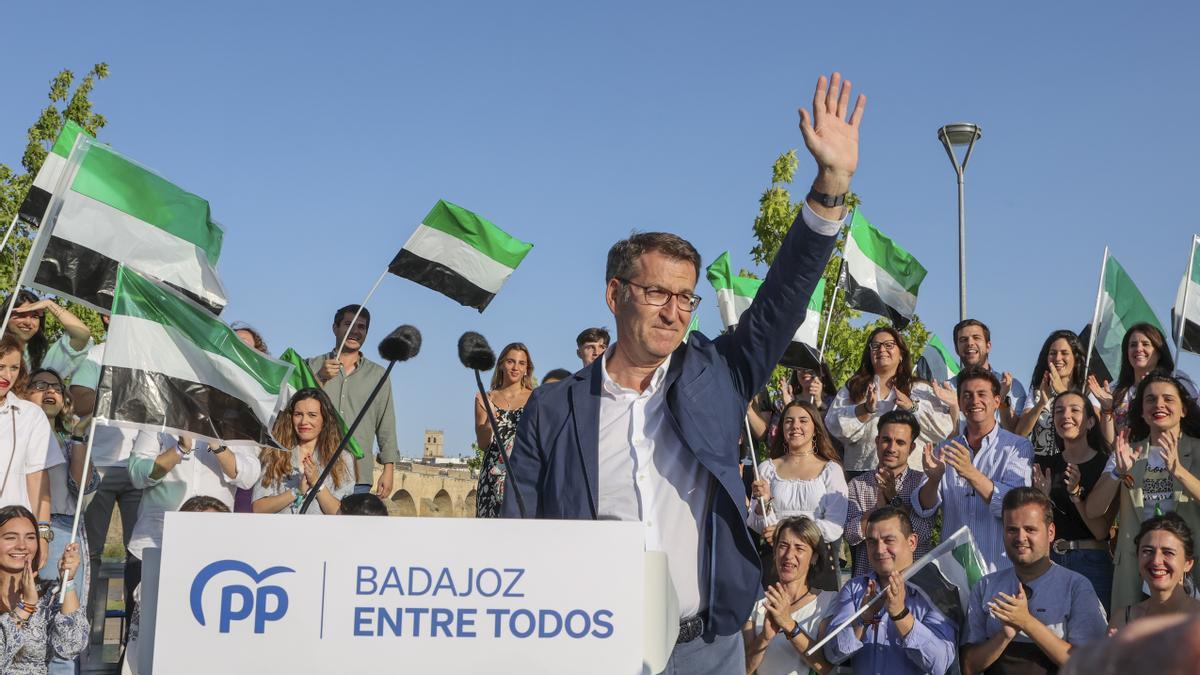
[
  {"left": 465, "top": 443, "right": 484, "bottom": 472},
  {"left": 749, "top": 150, "right": 930, "bottom": 391},
  {"left": 1, "top": 64, "right": 110, "bottom": 342}
]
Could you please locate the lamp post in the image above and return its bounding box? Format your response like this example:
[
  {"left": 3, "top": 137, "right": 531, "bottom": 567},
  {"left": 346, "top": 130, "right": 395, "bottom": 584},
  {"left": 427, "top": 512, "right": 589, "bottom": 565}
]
[{"left": 937, "top": 122, "right": 982, "bottom": 322}]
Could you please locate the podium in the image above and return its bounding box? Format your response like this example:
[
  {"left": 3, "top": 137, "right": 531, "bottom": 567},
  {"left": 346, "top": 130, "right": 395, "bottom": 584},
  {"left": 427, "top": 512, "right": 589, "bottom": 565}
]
[{"left": 141, "top": 513, "right": 677, "bottom": 674}]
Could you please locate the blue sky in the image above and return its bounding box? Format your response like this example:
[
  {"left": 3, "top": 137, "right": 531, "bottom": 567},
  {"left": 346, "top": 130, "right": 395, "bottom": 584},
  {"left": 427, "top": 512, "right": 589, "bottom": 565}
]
[{"left": 4, "top": 1, "right": 1199, "bottom": 458}]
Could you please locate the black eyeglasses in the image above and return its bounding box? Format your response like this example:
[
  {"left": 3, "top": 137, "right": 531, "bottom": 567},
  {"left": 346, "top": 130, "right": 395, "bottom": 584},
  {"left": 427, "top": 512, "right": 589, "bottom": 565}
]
[
  {"left": 869, "top": 340, "right": 898, "bottom": 353},
  {"left": 30, "top": 381, "right": 63, "bottom": 393},
  {"left": 616, "top": 278, "right": 701, "bottom": 312}
]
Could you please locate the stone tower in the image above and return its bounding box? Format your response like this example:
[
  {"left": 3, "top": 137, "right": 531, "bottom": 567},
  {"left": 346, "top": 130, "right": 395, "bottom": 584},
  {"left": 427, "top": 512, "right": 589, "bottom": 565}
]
[{"left": 423, "top": 429, "right": 444, "bottom": 460}]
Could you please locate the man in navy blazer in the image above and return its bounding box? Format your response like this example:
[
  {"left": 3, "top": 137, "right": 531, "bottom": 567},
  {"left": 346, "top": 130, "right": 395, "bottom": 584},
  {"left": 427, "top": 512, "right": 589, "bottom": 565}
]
[{"left": 502, "top": 72, "right": 866, "bottom": 673}]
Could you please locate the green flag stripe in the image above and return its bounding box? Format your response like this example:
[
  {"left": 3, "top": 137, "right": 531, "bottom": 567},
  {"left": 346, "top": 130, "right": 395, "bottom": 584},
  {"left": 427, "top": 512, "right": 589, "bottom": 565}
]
[
  {"left": 929, "top": 334, "right": 960, "bottom": 375},
  {"left": 808, "top": 277, "right": 826, "bottom": 312},
  {"left": 1189, "top": 238, "right": 1200, "bottom": 285},
  {"left": 1103, "top": 255, "right": 1163, "bottom": 332},
  {"left": 420, "top": 200, "right": 532, "bottom": 270},
  {"left": 848, "top": 210, "right": 926, "bottom": 295},
  {"left": 70, "top": 143, "right": 224, "bottom": 264},
  {"left": 113, "top": 268, "right": 289, "bottom": 394},
  {"left": 50, "top": 120, "right": 88, "bottom": 158},
  {"left": 705, "top": 252, "right": 762, "bottom": 298}
]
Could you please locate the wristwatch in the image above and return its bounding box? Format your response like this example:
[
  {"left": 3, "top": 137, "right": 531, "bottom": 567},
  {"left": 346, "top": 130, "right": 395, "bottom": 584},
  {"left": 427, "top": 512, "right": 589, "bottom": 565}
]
[
  {"left": 210, "top": 445, "right": 228, "bottom": 455},
  {"left": 37, "top": 523, "right": 54, "bottom": 543},
  {"left": 785, "top": 620, "right": 805, "bottom": 640},
  {"left": 806, "top": 188, "right": 847, "bottom": 208}
]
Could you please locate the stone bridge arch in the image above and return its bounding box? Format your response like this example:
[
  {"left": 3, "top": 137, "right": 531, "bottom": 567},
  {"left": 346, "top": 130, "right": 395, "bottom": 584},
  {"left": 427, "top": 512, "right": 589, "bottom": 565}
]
[{"left": 380, "top": 461, "right": 477, "bottom": 517}]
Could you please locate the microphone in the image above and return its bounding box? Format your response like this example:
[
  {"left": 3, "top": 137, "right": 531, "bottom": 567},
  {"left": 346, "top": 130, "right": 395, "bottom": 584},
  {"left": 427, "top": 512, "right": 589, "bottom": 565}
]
[
  {"left": 380, "top": 325, "right": 422, "bottom": 362},
  {"left": 458, "top": 331, "right": 527, "bottom": 518},
  {"left": 300, "top": 325, "right": 422, "bottom": 514},
  {"left": 457, "top": 331, "right": 496, "bottom": 371}
]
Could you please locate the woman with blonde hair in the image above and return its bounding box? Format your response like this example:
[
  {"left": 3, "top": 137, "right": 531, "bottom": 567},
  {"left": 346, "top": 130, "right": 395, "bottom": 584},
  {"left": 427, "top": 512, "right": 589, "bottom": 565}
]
[
  {"left": 253, "top": 388, "right": 354, "bottom": 515},
  {"left": 474, "top": 343, "right": 535, "bottom": 518}
]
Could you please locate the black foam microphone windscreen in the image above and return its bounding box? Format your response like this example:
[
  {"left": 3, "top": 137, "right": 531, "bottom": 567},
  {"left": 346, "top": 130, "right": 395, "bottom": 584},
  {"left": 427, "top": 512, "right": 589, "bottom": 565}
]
[
  {"left": 377, "top": 325, "right": 422, "bottom": 362},
  {"left": 457, "top": 331, "right": 496, "bottom": 371}
]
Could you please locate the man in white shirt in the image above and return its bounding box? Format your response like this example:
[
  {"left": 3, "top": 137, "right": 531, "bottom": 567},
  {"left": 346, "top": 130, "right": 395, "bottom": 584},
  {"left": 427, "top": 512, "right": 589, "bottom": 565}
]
[{"left": 503, "top": 72, "right": 862, "bottom": 672}]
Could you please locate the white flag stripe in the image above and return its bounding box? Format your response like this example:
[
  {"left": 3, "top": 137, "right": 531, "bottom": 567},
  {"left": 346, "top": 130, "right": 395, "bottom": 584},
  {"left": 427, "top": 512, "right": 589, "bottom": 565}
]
[
  {"left": 845, "top": 233, "right": 918, "bottom": 317},
  {"left": 31, "top": 152, "right": 68, "bottom": 192},
  {"left": 714, "top": 288, "right": 754, "bottom": 329},
  {"left": 104, "top": 316, "right": 284, "bottom": 434},
  {"left": 402, "top": 224, "right": 515, "bottom": 294},
  {"left": 53, "top": 191, "right": 227, "bottom": 308},
  {"left": 796, "top": 306, "right": 821, "bottom": 349}
]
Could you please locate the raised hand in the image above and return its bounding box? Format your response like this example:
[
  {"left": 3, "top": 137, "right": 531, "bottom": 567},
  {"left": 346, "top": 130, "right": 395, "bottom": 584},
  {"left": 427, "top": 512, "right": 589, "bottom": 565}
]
[
  {"left": 781, "top": 378, "right": 795, "bottom": 406},
  {"left": 1088, "top": 375, "right": 1114, "bottom": 412},
  {"left": 20, "top": 557, "right": 39, "bottom": 609},
  {"left": 798, "top": 72, "right": 866, "bottom": 194},
  {"left": 922, "top": 442, "right": 946, "bottom": 480},
  {"left": 1047, "top": 366, "right": 1067, "bottom": 397},
  {"left": 894, "top": 388, "right": 915, "bottom": 413},
  {"left": 1000, "top": 372, "right": 1014, "bottom": 400},
  {"left": 764, "top": 583, "right": 795, "bottom": 632}
]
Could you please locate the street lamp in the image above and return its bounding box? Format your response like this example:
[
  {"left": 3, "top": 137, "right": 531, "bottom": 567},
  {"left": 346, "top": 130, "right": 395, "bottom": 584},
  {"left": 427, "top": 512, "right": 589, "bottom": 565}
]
[{"left": 937, "top": 122, "right": 982, "bottom": 322}]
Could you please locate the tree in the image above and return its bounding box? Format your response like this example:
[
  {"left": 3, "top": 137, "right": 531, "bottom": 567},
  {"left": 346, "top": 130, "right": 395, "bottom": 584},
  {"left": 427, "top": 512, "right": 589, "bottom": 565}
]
[
  {"left": 0, "top": 64, "right": 110, "bottom": 341},
  {"left": 750, "top": 149, "right": 930, "bottom": 390}
]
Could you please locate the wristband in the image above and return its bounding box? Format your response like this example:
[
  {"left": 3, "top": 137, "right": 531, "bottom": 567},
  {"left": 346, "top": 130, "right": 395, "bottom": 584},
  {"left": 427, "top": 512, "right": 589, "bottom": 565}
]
[
  {"left": 806, "top": 188, "right": 847, "bottom": 208},
  {"left": 785, "top": 620, "right": 804, "bottom": 640},
  {"left": 888, "top": 606, "right": 910, "bottom": 622}
]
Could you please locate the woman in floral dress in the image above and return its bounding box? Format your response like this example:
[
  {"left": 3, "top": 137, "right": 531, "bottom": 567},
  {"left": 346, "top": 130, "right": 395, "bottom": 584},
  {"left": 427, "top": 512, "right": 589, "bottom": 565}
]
[{"left": 474, "top": 343, "right": 536, "bottom": 518}]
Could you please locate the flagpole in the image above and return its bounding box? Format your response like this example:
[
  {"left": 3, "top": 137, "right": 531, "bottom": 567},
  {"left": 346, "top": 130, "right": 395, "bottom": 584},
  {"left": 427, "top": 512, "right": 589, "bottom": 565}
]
[
  {"left": 743, "top": 414, "right": 773, "bottom": 526},
  {"left": 0, "top": 213, "right": 20, "bottom": 262},
  {"left": 818, "top": 257, "right": 844, "bottom": 360},
  {"left": 1083, "top": 246, "right": 1109, "bottom": 378},
  {"left": 1175, "top": 235, "right": 1198, "bottom": 362},
  {"left": 334, "top": 267, "right": 389, "bottom": 360},
  {"left": 60, "top": 417, "right": 98, "bottom": 602}
]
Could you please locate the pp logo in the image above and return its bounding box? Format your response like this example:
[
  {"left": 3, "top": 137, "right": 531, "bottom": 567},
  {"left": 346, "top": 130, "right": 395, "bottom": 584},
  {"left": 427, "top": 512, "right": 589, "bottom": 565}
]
[{"left": 189, "top": 560, "right": 295, "bottom": 634}]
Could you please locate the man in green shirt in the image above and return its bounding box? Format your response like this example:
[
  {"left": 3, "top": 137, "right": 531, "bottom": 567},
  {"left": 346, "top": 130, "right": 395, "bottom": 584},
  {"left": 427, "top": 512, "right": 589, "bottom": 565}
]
[{"left": 308, "top": 304, "right": 398, "bottom": 498}]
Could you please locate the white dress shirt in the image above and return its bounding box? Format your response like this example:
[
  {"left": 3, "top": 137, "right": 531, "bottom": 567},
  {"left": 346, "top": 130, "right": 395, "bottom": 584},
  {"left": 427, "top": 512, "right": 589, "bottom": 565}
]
[
  {"left": 0, "top": 393, "right": 54, "bottom": 511},
  {"left": 825, "top": 380, "right": 954, "bottom": 472},
  {"left": 597, "top": 352, "right": 709, "bottom": 619},
  {"left": 127, "top": 431, "right": 261, "bottom": 559}
]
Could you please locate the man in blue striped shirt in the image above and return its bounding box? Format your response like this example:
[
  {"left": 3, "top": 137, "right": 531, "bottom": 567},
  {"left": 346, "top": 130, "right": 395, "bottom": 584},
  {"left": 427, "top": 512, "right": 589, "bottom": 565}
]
[{"left": 914, "top": 366, "right": 1033, "bottom": 573}]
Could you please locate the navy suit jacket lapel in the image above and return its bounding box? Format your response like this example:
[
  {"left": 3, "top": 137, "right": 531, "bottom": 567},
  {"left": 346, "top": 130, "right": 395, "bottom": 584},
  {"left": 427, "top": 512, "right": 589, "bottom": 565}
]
[{"left": 569, "top": 359, "right": 602, "bottom": 517}]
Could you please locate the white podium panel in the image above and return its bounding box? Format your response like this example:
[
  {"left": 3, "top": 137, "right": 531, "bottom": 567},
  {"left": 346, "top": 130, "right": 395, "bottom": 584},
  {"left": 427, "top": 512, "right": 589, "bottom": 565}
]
[{"left": 152, "top": 513, "right": 647, "bottom": 674}]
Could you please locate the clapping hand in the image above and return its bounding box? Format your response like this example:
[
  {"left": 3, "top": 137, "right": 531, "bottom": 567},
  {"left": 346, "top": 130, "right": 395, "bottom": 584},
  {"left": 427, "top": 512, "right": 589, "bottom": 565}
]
[
  {"left": 764, "top": 583, "right": 796, "bottom": 635},
  {"left": 894, "top": 388, "right": 915, "bottom": 413},
  {"left": 922, "top": 442, "right": 946, "bottom": 480},
  {"left": 1113, "top": 429, "right": 1141, "bottom": 477},
  {"left": 862, "top": 382, "right": 878, "bottom": 414},
  {"left": 875, "top": 467, "right": 898, "bottom": 504},
  {"left": 1047, "top": 366, "right": 1068, "bottom": 397},
  {"left": 1160, "top": 430, "right": 1182, "bottom": 476},
  {"left": 883, "top": 571, "right": 907, "bottom": 618},
  {"left": 300, "top": 455, "right": 319, "bottom": 491},
  {"left": 1000, "top": 372, "right": 1014, "bottom": 401},
  {"left": 1088, "top": 375, "right": 1114, "bottom": 412},
  {"left": 1032, "top": 466, "right": 1052, "bottom": 496},
  {"left": 798, "top": 72, "right": 865, "bottom": 196},
  {"left": 941, "top": 440, "right": 979, "bottom": 480},
  {"left": 1065, "top": 463, "right": 1083, "bottom": 497},
  {"left": 989, "top": 585, "right": 1033, "bottom": 635}
]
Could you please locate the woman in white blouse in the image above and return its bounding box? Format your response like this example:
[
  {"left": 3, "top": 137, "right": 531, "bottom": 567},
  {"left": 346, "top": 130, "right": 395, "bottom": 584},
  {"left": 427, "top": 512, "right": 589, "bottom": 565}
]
[
  {"left": 743, "top": 516, "right": 835, "bottom": 674},
  {"left": 824, "top": 327, "right": 955, "bottom": 478},
  {"left": 750, "top": 400, "right": 847, "bottom": 591}
]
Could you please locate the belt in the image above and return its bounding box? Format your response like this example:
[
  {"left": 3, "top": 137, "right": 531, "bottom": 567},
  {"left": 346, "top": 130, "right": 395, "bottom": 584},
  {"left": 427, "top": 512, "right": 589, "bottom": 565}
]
[
  {"left": 1052, "top": 539, "right": 1107, "bottom": 555},
  {"left": 676, "top": 615, "right": 705, "bottom": 644}
]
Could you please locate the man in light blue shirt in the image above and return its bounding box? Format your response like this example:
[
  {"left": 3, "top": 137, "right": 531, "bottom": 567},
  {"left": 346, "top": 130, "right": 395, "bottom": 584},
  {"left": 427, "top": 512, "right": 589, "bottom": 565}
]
[
  {"left": 915, "top": 365, "right": 1033, "bottom": 573},
  {"left": 824, "top": 506, "right": 957, "bottom": 674},
  {"left": 952, "top": 318, "right": 1027, "bottom": 431}
]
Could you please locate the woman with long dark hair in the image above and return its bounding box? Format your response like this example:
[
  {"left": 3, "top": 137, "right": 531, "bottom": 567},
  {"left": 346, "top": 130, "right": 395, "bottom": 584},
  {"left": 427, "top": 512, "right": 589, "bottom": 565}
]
[
  {"left": 742, "top": 516, "right": 835, "bottom": 674},
  {"left": 254, "top": 388, "right": 354, "bottom": 515},
  {"left": 0, "top": 505, "right": 86, "bottom": 673},
  {"left": 1086, "top": 373, "right": 1200, "bottom": 611},
  {"left": 750, "top": 401, "right": 847, "bottom": 591},
  {"left": 0, "top": 336, "right": 54, "bottom": 569},
  {"left": 1089, "top": 322, "right": 1197, "bottom": 442},
  {"left": 1, "top": 291, "right": 91, "bottom": 379},
  {"left": 1016, "top": 329, "right": 1089, "bottom": 458},
  {"left": 825, "top": 326, "right": 954, "bottom": 477},
  {"left": 1031, "top": 390, "right": 1114, "bottom": 612},
  {"left": 474, "top": 343, "right": 535, "bottom": 518}
]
